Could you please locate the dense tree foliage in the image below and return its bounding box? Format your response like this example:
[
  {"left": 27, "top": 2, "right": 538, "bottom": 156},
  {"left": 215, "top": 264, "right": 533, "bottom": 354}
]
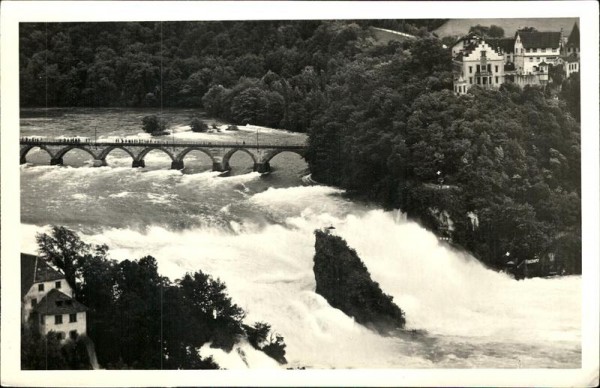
[
  {"left": 20, "top": 20, "right": 442, "bottom": 130},
  {"left": 31, "top": 227, "right": 287, "bottom": 369},
  {"left": 21, "top": 327, "right": 91, "bottom": 370}
]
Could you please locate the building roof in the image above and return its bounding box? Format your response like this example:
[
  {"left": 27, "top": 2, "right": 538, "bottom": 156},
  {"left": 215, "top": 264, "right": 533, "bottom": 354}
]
[
  {"left": 452, "top": 32, "right": 480, "bottom": 48},
  {"left": 486, "top": 37, "right": 515, "bottom": 54},
  {"left": 21, "top": 253, "right": 66, "bottom": 298},
  {"left": 33, "top": 289, "right": 87, "bottom": 315},
  {"left": 21, "top": 254, "right": 37, "bottom": 299},
  {"left": 566, "top": 23, "right": 579, "bottom": 48},
  {"left": 518, "top": 31, "right": 562, "bottom": 49},
  {"left": 538, "top": 61, "right": 548, "bottom": 66}
]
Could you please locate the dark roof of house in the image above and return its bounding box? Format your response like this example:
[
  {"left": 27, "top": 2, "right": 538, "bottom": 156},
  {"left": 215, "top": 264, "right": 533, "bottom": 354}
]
[
  {"left": 486, "top": 38, "right": 515, "bottom": 54},
  {"left": 518, "top": 31, "right": 562, "bottom": 49},
  {"left": 33, "top": 289, "right": 87, "bottom": 315},
  {"left": 538, "top": 61, "right": 548, "bottom": 66},
  {"left": 21, "top": 253, "right": 66, "bottom": 298},
  {"left": 21, "top": 253, "right": 37, "bottom": 299},
  {"left": 567, "top": 23, "right": 579, "bottom": 48},
  {"left": 452, "top": 32, "right": 480, "bottom": 48}
]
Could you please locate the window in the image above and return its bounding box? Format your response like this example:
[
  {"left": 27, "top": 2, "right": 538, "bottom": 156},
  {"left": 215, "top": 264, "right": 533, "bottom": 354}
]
[
  {"left": 533, "top": 48, "right": 537, "bottom": 53},
  {"left": 521, "top": 48, "right": 524, "bottom": 53},
  {"left": 476, "top": 64, "right": 480, "bottom": 72},
  {"left": 469, "top": 77, "right": 473, "bottom": 84},
  {"left": 552, "top": 48, "right": 557, "bottom": 52},
  {"left": 526, "top": 48, "right": 531, "bottom": 53},
  {"left": 536, "top": 57, "right": 540, "bottom": 61},
  {"left": 38, "top": 284, "right": 44, "bottom": 292},
  {"left": 69, "top": 313, "right": 77, "bottom": 323},
  {"left": 477, "top": 77, "right": 481, "bottom": 85},
  {"left": 55, "top": 315, "right": 63, "bottom": 324},
  {"left": 495, "top": 76, "right": 499, "bottom": 83},
  {"left": 469, "top": 66, "right": 472, "bottom": 74},
  {"left": 529, "top": 58, "right": 533, "bottom": 62},
  {"left": 55, "top": 281, "right": 61, "bottom": 289},
  {"left": 31, "top": 298, "right": 37, "bottom": 307},
  {"left": 483, "top": 77, "right": 487, "bottom": 85},
  {"left": 69, "top": 330, "right": 78, "bottom": 340},
  {"left": 495, "top": 65, "right": 499, "bottom": 72},
  {"left": 487, "top": 64, "right": 491, "bottom": 72},
  {"left": 57, "top": 332, "right": 65, "bottom": 340},
  {"left": 541, "top": 48, "right": 546, "bottom": 53}
]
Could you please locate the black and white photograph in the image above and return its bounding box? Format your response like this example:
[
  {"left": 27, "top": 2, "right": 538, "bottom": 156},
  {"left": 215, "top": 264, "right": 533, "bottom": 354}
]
[{"left": 1, "top": 1, "right": 598, "bottom": 386}]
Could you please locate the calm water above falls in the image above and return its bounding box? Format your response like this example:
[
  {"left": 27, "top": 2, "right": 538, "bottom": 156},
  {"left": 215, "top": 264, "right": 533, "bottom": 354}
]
[{"left": 20, "top": 110, "right": 580, "bottom": 368}]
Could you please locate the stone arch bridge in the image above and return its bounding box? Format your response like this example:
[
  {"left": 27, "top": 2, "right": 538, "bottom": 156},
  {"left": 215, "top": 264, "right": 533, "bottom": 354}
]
[{"left": 20, "top": 138, "right": 307, "bottom": 173}]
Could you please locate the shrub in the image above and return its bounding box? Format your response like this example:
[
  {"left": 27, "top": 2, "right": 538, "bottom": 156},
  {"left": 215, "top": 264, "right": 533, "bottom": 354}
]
[
  {"left": 142, "top": 115, "right": 168, "bottom": 135},
  {"left": 226, "top": 125, "right": 239, "bottom": 131},
  {"left": 190, "top": 117, "right": 208, "bottom": 132}
]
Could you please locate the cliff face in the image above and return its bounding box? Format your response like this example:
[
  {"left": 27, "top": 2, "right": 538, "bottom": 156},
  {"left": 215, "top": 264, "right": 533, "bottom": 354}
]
[{"left": 313, "top": 230, "right": 405, "bottom": 333}]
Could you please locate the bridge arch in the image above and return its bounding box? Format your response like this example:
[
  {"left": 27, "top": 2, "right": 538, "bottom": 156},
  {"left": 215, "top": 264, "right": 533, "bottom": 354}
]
[
  {"left": 54, "top": 146, "right": 99, "bottom": 161},
  {"left": 136, "top": 147, "right": 176, "bottom": 162},
  {"left": 175, "top": 147, "right": 216, "bottom": 164},
  {"left": 20, "top": 145, "right": 54, "bottom": 163},
  {"left": 262, "top": 149, "right": 307, "bottom": 164},
  {"left": 98, "top": 146, "right": 136, "bottom": 161},
  {"left": 222, "top": 148, "right": 258, "bottom": 167}
]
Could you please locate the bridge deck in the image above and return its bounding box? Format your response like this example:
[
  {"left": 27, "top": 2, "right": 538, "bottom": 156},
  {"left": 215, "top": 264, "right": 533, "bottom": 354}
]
[{"left": 19, "top": 138, "right": 306, "bottom": 149}]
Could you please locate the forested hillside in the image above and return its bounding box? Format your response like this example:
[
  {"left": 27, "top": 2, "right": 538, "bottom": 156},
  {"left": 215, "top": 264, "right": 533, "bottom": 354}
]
[{"left": 20, "top": 20, "right": 581, "bottom": 275}]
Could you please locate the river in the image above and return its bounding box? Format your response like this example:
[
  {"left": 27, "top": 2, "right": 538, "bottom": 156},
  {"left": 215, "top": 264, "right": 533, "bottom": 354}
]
[{"left": 20, "top": 108, "right": 581, "bottom": 368}]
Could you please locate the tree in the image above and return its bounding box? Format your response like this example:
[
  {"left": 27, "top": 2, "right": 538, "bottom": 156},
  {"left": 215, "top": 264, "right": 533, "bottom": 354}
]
[{"left": 36, "top": 226, "right": 94, "bottom": 293}]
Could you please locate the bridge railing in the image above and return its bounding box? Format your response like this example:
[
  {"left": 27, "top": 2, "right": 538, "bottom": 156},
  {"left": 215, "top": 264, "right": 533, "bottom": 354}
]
[{"left": 19, "top": 137, "right": 307, "bottom": 149}]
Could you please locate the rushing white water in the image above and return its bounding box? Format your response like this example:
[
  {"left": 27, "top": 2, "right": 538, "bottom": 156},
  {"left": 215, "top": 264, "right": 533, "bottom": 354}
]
[{"left": 19, "top": 109, "right": 581, "bottom": 368}]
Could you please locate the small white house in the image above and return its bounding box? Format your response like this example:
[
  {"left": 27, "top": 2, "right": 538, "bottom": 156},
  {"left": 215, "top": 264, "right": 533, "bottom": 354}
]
[{"left": 21, "top": 253, "right": 88, "bottom": 341}]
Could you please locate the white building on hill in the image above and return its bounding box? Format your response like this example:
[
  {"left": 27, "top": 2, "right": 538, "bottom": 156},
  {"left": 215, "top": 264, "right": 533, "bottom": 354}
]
[
  {"left": 21, "top": 253, "right": 88, "bottom": 341},
  {"left": 452, "top": 23, "right": 580, "bottom": 95}
]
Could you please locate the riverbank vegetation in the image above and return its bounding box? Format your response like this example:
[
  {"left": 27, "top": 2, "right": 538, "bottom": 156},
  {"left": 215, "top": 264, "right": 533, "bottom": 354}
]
[
  {"left": 25, "top": 226, "right": 287, "bottom": 369},
  {"left": 19, "top": 20, "right": 581, "bottom": 275}
]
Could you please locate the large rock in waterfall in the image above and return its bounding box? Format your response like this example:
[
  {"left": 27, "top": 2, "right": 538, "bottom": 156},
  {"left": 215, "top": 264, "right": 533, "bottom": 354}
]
[{"left": 312, "top": 229, "right": 406, "bottom": 333}]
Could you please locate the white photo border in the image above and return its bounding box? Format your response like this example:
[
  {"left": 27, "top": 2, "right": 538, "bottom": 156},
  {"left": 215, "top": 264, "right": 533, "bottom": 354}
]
[{"left": 2, "top": 1, "right": 598, "bottom": 386}]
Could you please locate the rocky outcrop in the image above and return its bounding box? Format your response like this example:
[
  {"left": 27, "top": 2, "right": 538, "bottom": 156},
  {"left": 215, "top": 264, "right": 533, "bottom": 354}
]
[{"left": 313, "top": 230, "right": 406, "bottom": 333}]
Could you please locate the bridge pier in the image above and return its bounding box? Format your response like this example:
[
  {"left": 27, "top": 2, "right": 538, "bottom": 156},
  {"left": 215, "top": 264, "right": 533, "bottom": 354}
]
[
  {"left": 50, "top": 157, "right": 63, "bottom": 166},
  {"left": 171, "top": 160, "right": 184, "bottom": 170},
  {"left": 93, "top": 159, "right": 107, "bottom": 167},
  {"left": 254, "top": 162, "right": 270, "bottom": 173},
  {"left": 20, "top": 156, "right": 27, "bottom": 165},
  {"left": 132, "top": 160, "right": 145, "bottom": 168},
  {"left": 212, "top": 161, "right": 230, "bottom": 172}
]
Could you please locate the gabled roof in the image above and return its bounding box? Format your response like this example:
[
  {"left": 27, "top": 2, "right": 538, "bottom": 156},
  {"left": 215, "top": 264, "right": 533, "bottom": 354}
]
[
  {"left": 566, "top": 23, "right": 579, "bottom": 48},
  {"left": 452, "top": 32, "right": 480, "bottom": 48},
  {"left": 21, "top": 253, "right": 66, "bottom": 298},
  {"left": 538, "top": 61, "right": 548, "bottom": 66},
  {"left": 33, "top": 289, "right": 87, "bottom": 316},
  {"left": 485, "top": 38, "right": 515, "bottom": 54},
  {"left": 21, "top": 253, "right": 36, "bottom": 299},
  {"left": 517, "top": 31, "right": 562, "bottom": 49}
]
